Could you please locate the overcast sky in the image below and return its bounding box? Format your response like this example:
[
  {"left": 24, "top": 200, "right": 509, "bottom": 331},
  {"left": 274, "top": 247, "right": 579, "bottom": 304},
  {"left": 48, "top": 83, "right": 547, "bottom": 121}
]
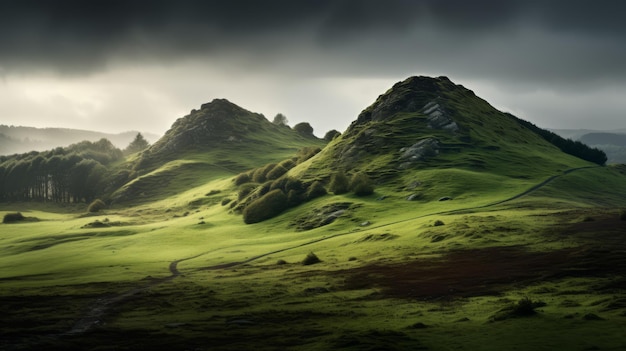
[{"left": 1, "top": 0, "right": 625, "bottom": 136}]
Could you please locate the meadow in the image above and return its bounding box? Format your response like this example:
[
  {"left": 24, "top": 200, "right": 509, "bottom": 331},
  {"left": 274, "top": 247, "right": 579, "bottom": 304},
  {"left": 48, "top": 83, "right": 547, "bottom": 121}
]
[{"left": 2, "top": 162, "right": 626, "bottom": 350}]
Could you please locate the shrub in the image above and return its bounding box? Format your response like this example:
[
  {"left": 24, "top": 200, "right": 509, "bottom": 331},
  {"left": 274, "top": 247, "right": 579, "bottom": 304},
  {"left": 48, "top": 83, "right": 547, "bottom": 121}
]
[
  {"left": 302, "top": 252, "right": 322, "bottom": 266},
  {"left": 434, "top": 220, "right": 445, "bottom": 227},
  {"left": 296, "top": 147, "right": 321, "bottom": 163},
  {"left": 324, "top": 129, "right": 341, "bottom": 141},
  {"left": 238, "top": 183, "right": 258, "bottom": 201},
  {"left": 287, "top": 189, "right": 304, "bottom": 206},
  {"left": 3, "top": 212, "right": 24, "bottom": 224},
  {"left": 252, "top": 163, "right": 277, "bottom": 183},
  {"left": 329, "top": 171, "right": 350, "bottom": 195},
  {"left": 350, "top": 172, "right": 374, "bottom": 196},
  {"left": 243, "top": 189, "right": 289, "bottom": 224},
  {"left": 278, "top": 159, "right": 296, "bottom": 171},
  {"left": 234, "top": 172, "right": 251, "bottom": 185},
  {"left": 266, "top": 164, "right": 288, "bottom": 180},
  {"left": 88, "top": 199, "right": 106, "bottom": 213},
  {"left": 293, "top": 122, "right": 314, "bottom": 136},
  {"left": 306, "top": 181, "right": 327, "bottom": 200},
  {"left": 221, "top": 198, "right": 232, "bottom": 206}
]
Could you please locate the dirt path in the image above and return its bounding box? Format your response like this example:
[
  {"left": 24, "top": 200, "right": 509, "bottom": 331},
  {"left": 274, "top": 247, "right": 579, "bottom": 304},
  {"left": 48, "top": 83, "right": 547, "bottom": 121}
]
[{"left": 63, "top": 165, "right": 597, "bottom": 335}]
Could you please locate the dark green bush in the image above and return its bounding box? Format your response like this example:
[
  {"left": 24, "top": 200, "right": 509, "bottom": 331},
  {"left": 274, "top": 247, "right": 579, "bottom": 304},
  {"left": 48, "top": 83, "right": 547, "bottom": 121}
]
[
  {"left": 234, "top": 172, "right": 251, "bottom": 185},
  {"left": 238, "top": 183, "right": 258, "bottom": 201},
  {"left": 243, "top": 189, "right": 289, "bottom": 224},
  {"left": 302, "top": 252, "right": 322, "bottom": 266},
  {"left": 329, "top": 171, "right": 350, "bottom": 195},
  {"left": 306, "top": 181, "right": 327, "bottom": 200},
  {"left": 278, "top": 159, "right": 296, "bottom": 171},
  {"left": 350, "top": 172, "right": 374, "bottom": 196},
  {"left": 324, "top": 129, "right": 341, "bottom": 141},
  {"left": 287, "top": 189, "right": 304, "bottom": 206},
  {"left": 3, "top": 212, "right": 24, "bottom": 224},
  {"left": 266, "top": 164, "right": 288, "bottom": 180},
  {"left": 296, "top": 147, "right": 322, "bottom": 163},
  {"left": 87, "top": 199, "right": 106, "bottom": 213},
  {"left": 434, "top": 220, "right": 445, "bottom": 226},
  {"left": 252, "top": 163, "right": 277, "bottom": 183},
  {"left": 221, "top": 198, "right": 232, "bottom": 206},
  {"left": 293, "top": 122, "right": 314, "bottom": 136}
]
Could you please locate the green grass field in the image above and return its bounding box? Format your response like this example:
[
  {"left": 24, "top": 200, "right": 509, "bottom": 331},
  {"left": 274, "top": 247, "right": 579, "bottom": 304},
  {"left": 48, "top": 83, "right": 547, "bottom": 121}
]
[{"left": 2, "top": 162, "right": 626, "bottom": 350}]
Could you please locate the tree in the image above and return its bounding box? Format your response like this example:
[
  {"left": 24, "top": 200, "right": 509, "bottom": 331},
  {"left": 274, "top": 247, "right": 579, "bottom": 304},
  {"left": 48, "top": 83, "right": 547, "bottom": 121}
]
[
  {"left": 324, "top": 129, "right": 341, "bottom": 141},
  {"left": 350, "top": 172, "right": 374, "bottom": 196},
  {"left": 124, "top": 133, "right": 150, "bottom": 155},
  {"left": 329, "top": 171, "right": 350, "bottom": 195},
  {"left": 293, "top": 122, "right": 314, "bottom": 137},
  {"left": 272, "top": 113, "right": 289, "bottom": 127}
]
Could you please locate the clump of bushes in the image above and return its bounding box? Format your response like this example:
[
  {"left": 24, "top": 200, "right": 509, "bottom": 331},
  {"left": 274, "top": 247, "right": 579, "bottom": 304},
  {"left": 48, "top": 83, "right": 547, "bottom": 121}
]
[
  {"left": 234, "top": 172, "right": 251, "bottom": 186},
  {"left": 329, "top": 171, "right": 350, "bottom": 195},
  {"left": 306, "top": 180, "right": 327, "bottom": 200},
  {"left": 243, "top": 189, "right": 289, "bottom": 224},
  {"left": 3, "top": 212, "right": 25, "bottom": 224},
  {"left": 87, "top": 199, "right": 107, "bottom": 213},
  {"left": 350, "top": 172, "right": 374, "bottom": 196},
  {"left": 302, "top": 252, "right": 322, "bottom": 266}
]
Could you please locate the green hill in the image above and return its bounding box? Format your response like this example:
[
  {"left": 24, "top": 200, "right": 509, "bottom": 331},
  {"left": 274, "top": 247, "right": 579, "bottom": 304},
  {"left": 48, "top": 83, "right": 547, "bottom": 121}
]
[
  {"left": 1, "top": 77, "right": 626, "bottom": 351},
  {"left": 110, "top": 99, "right": 326, "bottom": 204}
]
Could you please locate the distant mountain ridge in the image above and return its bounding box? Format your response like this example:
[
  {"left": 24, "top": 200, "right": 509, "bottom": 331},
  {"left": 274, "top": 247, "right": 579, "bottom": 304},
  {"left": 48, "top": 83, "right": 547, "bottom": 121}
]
[{"left": 0, "top": 125, "right": 160, "bottom": 155}]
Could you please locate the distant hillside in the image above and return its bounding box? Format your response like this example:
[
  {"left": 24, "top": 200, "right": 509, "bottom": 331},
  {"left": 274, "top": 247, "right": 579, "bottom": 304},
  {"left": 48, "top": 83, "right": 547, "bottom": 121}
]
[
  {"left": 0, "top": 125, "right": 159, "bottom": 155},
  {"left": 551, "top": 129, "right": 626, "bottom": 164},
  {"left": 580, "top": 132, "right": 626, "bottom": 147}
]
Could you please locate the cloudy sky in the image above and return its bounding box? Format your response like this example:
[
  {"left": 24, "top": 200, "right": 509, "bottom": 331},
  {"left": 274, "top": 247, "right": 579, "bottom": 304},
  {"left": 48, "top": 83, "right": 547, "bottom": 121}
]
[{"left": 1, "top": 0, "right": 625, "bottom": 137}]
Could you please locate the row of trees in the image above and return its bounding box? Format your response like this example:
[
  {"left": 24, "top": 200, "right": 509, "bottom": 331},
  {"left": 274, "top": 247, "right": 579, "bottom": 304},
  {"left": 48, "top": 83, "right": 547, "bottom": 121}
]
[
  {"left": 508, "top": 114, "right": 608, "bottom": 165},
  {"left": 0, "top": 138, "right": 124, "bottom": 203}
]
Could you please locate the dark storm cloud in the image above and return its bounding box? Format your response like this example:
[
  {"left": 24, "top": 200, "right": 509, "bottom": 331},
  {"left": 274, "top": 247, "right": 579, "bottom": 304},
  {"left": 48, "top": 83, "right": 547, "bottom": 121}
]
[{"left": 1, "top": 0, "right": 626, "bottom": 84}]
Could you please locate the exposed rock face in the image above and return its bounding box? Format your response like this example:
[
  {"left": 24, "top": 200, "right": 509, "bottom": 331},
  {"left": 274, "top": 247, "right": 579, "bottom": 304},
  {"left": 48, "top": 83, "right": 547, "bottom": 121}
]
[
  {"left": 331, "top": 76, "right": 465, "bottom": 170},
  {"left": 398, "top": 138, "right": 440, "bottom": 169},
  {"left": 421, "top": 101, "right": 459, "bottom": 132},
  {"left": 135, "top": 99, "right": 271, "bottom": 170}
]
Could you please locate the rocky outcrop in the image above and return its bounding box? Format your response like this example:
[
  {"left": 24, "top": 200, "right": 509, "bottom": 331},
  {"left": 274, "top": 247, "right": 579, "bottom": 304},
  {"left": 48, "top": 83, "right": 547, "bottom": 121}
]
[
  {"left": 421, "top": 101, "right": 459, "bottom": 132},
  {"left": 398, "top": 138, "right": 440, "bottom": 169}
]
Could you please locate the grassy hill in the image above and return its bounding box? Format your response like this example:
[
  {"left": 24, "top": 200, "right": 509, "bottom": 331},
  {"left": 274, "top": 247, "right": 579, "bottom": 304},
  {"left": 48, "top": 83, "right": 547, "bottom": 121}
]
[
  {"left": 1, "top": 77, "right": 626, "bottom": 351},
  {"left": 110, "top": 99, "right": 326, "bottom": 204}
]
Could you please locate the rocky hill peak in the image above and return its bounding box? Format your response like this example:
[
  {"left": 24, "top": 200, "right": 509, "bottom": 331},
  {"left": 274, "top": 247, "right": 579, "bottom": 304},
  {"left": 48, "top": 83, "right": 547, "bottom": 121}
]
[{"left": 354, "top": 76, "right": 469, "bottom": 125}]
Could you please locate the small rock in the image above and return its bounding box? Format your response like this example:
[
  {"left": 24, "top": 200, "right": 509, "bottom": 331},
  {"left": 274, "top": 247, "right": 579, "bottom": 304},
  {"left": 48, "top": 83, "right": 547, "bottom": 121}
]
[
  {"left": 360, "top": 221, "right": 371, "bottom": 226},
  {"left": 438, "top": 196, "right": 453, "bottom": 201},
  {"left": 407, "top": 194, "right": 421, "bottom": 201}
]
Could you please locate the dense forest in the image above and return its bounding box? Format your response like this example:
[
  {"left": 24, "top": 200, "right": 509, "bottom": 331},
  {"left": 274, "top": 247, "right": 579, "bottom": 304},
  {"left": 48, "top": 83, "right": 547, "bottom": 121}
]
[{"left": 0, "top": 139, "right": 123, "bottom": 203}]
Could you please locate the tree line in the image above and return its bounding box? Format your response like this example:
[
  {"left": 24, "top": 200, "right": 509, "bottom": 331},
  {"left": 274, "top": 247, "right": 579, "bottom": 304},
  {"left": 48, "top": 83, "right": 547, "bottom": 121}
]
[
  {"left": 507, "top": 114, "right": 608, "bottom": 165},
  {"left": 0, "top": 138, "right": 123, "bottom": 203}
]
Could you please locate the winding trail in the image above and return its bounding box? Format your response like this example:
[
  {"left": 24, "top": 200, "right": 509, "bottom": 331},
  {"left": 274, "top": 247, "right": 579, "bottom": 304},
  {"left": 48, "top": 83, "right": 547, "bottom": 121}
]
[{"left": 64, "top": 165, "right": 597, "bottom": 335}]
